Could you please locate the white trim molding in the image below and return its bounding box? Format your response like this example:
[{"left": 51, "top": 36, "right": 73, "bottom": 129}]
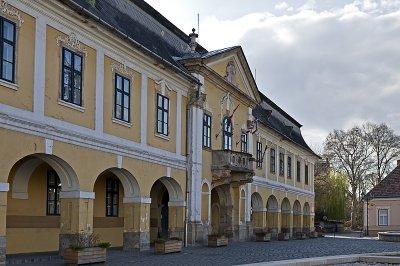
[
  {"left": 0, "top": 182, "right": 9, "bottom": 192},
  {"left": 168, "top": 201, "right": 186, "bottom": 207},
  {"left": 123, "top": 197, "right": 152, "bottom": 204},
  {"left": 253, "top": 176, "right": 314, "bottom": 197},
  {"left": 111, "top": 62, "right": 135, "bottom": 78},
  {"left": 56, "top": 32, "right": 88, "bottom": 57},
  {"left": 60, "top": 190, "right": 95, "bottom": 199},
  {"left": 1, "top": 0, "right": 24, "bottom": 26}
]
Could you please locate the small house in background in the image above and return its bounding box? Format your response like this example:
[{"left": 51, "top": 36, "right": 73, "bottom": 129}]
[{"left": 363, "top": 160, "right": 400, "bottom": 236}]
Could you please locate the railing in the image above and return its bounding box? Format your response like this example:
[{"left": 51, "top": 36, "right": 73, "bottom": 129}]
[{"left": 211, "top": 150, "right": 254, "bottom": 172}]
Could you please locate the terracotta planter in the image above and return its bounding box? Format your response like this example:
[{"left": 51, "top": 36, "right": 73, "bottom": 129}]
[
  {"left": 278, "top": 232, "right": 290, "bottom": 241},
  {"left": 64, "top": 247, "right": 106, "bottom": 265},
  {"left": 154, "top": 240, "right": 182, "bottom": 254},
  {"left": 208, "top": 235, "right": 228, "bottom": 247},
  {"left": 255, "top": 233, "right": 271, "bottom": 242}
]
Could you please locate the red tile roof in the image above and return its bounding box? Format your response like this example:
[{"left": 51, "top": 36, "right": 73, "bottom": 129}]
[{"left": 366, "top": 164, "right": 400, "bottom": 198}]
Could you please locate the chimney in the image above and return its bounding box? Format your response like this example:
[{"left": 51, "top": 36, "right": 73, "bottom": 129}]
[
  {"left": 397, "top": 160, "right": 400, "bottom": 166},
  {"left": 189, "top": 28, "right": 198, "bottom": 53}
]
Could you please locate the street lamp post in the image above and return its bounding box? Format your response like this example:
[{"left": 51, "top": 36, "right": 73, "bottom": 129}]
[{"left": 361, "top": 192, "right": 370, "bottom": 236}]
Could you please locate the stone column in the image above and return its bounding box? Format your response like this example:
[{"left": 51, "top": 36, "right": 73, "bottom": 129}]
[
  {"left": 59, "top": 191, "right": 94, "bottom": 255},
  {"left": 186, "top": 82, "right": 205, "bottom": 245},
  {"left": 168, "top": 201, "right": 186, "bottom": 240},
  {"left": 0, "top": 183, "right": 9, "bottom": 265},
  {"left": 123, "top": 197, "right": 151, "bottom": 251}
]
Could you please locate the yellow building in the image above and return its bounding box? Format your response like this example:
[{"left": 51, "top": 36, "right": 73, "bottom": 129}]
[{"left": 0, "top": 0, "right": 318, "bottom": 262}]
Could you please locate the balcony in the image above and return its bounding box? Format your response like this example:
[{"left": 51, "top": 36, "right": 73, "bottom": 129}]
[{"left": 211, "top": 150, "right": 255, "bottom": 187}]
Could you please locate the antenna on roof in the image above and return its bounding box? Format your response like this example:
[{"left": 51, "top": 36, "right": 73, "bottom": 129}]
[{"left": 197, "top": 13, "right": 200, "bottom": 44}]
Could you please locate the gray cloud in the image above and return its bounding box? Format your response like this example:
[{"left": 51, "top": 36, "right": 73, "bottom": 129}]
[{"left": 238, "top": 8, "right": 400, "bottom": 145}]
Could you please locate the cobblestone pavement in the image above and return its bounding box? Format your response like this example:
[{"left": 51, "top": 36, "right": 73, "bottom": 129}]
[{"left": 8, "top": 235, "right": 400, "bottom": 265}]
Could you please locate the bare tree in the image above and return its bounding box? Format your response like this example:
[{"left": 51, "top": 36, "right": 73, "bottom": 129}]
[
  {"left": 324, "top": 126, "right": 373, "bottom": 228},
  {"left": 363, "top": 122, "right": 400, "bottom": 184}
]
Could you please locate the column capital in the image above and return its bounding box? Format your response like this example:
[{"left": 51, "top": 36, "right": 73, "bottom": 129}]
[
  {"left": 123, "top": 197, "right": 151, "bottom": 204},
  {"left": 60, "top": 190, "right": 95, "bottom": 199},
  {"left": 0, "top": 183, "right": 9, "bottom": 192}
]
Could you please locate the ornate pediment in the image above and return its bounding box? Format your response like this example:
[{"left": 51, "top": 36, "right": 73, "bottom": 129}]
[{"left": 56, "top": 33, "right": 88, "bottom": 57}]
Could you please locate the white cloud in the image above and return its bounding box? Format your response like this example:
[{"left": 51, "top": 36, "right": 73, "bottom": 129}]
[{"left": 275, "top": 2, "right": 289, "bottom": 11}]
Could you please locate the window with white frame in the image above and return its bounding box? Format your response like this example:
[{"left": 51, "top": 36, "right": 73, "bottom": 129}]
[
  {"left": 61, "top": 48, "right": 83, "bottom": 106},
  {"left": 256, "top": 141, "right": 262, "bottom": 168},
  {"left": 47, "top": 170, "right": 61, "bottom": 216},
  {"left": 241, "top": 133, "right": 248, "bottom": 153},
  {"left": 287, "top": 156, "right": 292, "bottom": 178},
  {"left": 279, "top": 152, "right": 284, "bottom": 176},
  {"left": 203, "top": 113, "right": 212, "bottom": 148},
  {"left": 156, "top": 93, "right": 169, "bottom": 136},
  {"left": 0, "top": 17, "right": 16, "bottom": 83},
  {"left": 270, "top": 148, "right": 276, "bottom": 173},
  {"left": 378, "top": 209, "right": 388, "bottom": 226},
  {"left": 222, "top": 117, "right": 232, "bottom": 150},
  {"left": 114, "top": 74, "right": 130, "bottom": 122}
]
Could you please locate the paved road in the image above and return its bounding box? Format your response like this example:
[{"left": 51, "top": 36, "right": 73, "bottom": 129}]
[{"left": 7, "top": 235, "right": 400, "bottom": 265}]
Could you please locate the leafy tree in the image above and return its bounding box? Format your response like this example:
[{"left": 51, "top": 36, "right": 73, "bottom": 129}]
[{"left": 324, "top": 126, "right": 373, "bottom": 228}]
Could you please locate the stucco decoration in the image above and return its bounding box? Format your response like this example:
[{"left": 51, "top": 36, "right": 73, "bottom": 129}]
[
  {"left": 111, "top": 62, "right": 134, "bottom": 78},
  {"left": 56, "top": 32, "right": 88, "bottom": 57},
  {"left": 224, "top": 61, "right": 238, "bottom": 86},
  {"left": 0, "top": 0, "right": 24, "bottom": 26}
]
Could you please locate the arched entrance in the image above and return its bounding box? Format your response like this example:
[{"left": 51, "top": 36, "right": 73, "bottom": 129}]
[
  {"left": 293, "top": 200, "right": 302, "bottom": 234},
  {"left": 303, "top": 202, "right": 311, "bottom": 233},
  {"left": 6, "top": 153, "right": 79, "bottom": 254},
  {"left": 266, "top": 195, "right": 278, "bottom": 236},
  {"left": 93, "top": 168, "right": 140, "bottom": 248},
  {"left": 210, "top": 185, "right": 233, "bottom": 237},
  {"left": 150, "top": 177, "right": 184, "bottom": 242},
  {"left": 281, "top": 198, "right": 291, "bottom": 233},
  {"left": 250, "top": 192, "right": 264, "bottom": 231}
]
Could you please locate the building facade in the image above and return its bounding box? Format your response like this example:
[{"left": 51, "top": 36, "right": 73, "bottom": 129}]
[
  {"left": 0, "top": 0, "right": 318, "bottom": 262},
  {"left": 363, "top": 161, "right": 400, "bottom": 236}
]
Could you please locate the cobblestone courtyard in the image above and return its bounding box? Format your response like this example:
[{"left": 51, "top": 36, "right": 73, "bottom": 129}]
[{"left": 8, "top": 234, "right": 400, "bottom": 265}]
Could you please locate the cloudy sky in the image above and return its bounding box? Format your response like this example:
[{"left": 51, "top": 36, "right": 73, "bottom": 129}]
[{"left": 146, "top": 0, "right": 400, "bottom": 149}]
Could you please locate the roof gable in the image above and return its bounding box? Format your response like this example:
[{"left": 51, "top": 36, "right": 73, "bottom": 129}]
[
  {"left": 367, "top": 164, "right": 400, "bottom": 198},
  {"left": 202, "top": 46, "right": 260, "bottom": 103}
]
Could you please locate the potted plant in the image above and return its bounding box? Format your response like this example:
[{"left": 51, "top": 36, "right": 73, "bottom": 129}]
[
  {"left": 208, "top": 234, "right": 228, "bottom": 247},
  {"left": 278, "top": 228, "right": 290, "bottom": 241},
  {"left": 295, "top": 231, "right": 307, "bottom": 240},
  {"left": 255, "top": 229, "right": 271, "bottom": 242},
  {"left": 64, "top": 234, "right": 111, "bottom": 265},
  {"left": 154, "top": 237, "right": 183, "bottom": 254}
]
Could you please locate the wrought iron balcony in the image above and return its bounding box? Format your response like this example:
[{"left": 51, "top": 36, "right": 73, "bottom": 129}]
[{"left": 211, "top": 150, "right": 255, "bottom": 187}]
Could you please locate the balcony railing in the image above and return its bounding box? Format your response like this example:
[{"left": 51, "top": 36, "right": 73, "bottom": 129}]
[{"left": 211, "top": 150, "right": 254, "bottom": 187}]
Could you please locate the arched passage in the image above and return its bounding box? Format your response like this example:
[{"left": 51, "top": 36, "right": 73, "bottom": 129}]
[
  {"left": 210, "top": 185, "right": 233, "bottom": 237},
  {"left": 250, "top": 192, "right": 263, "bottom": 229},
  {"left": 93, "top": 168, "right": 141, "bottom": 248},
  {"left": 303, "top": 202, "right": 311, "bottom": 232},
  {"left": 281, "top": 198, "right": 291, "bottom": 232},
  {"left": 6, "top": 153, "right": 79, "bottom": 254},
  {"left": 150, "top": 177, "right": 185, "bottom": 242},
  {"left": 293, "top": 200, "right": 302, "bottom": 234},
  {"left": 266, "top": 195, "right": 278, "bottom": 235}
]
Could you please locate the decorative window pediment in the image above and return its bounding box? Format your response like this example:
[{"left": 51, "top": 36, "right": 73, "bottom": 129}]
[
  {"left": 0, "top": 1, "right": 24, "bottom": 26},
  {"left": 56, "top": 33, "right": 88, "bottom": 57},
  {"left": 111, "top": 62, "right": 134, "bottom": 78}
]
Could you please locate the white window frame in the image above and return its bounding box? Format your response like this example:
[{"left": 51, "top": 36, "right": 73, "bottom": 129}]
[{"left": 377, "top": 208, "right": 389, "bottom": 226}]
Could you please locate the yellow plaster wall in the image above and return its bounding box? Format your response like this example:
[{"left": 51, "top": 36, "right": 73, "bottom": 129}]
[
  {"left": 0, "top": 9, "right": 35, "bottom": 111},
  {"left": 51, "top": 141, "right": 116, "bottom": 191},
  {"left": 0, "top": 129, "right": 44, "bottom": 183},
  {"left": 45, "top": 26, "right": 96, "bottom": 129},
  {"left": 103, "top": 56, "right": 141, "bottom": 142},
  {"left": 6, "top": 228, "right": 59, "bottom": 254}
]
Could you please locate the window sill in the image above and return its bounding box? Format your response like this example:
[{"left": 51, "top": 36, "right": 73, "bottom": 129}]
[
  {"left": 155, "top": 132, "right": 170, "bottom": 141},
  {"left": 58, "top": 99, "right": 85, "bottom": 112},
  {"left": 112, "top": 118, "right": 132, "bottom": 128},
  {"left": 0, "top": 79, "right": 18, "bottom": 91},
  {"left": 202, "top": 147, "right": 212, "bottom": 152}
]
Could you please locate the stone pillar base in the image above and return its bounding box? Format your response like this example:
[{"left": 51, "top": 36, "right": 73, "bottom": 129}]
[
  {"left": 123, "top": 232, "right": 150, "bottom": 251},
  {"left": 187, "top": 222, "right": 210, "bottom": 246},
  {"left": 0, "top": 236, "right": 5, "bottom": 265},
  {"left": 59, "top": 233, "right": 92, "bottom": 256}
]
